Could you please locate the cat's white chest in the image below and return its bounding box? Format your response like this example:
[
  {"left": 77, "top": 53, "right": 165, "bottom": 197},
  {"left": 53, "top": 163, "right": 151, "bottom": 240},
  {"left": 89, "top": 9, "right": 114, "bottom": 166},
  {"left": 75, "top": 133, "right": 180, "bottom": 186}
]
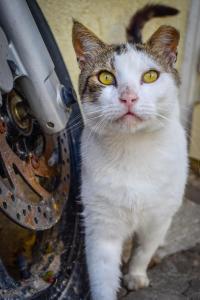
[
  {"left": 82, "top": 123, "right": 187, "bottom": 214},
  {"left": 97, "top": 145, "right": 167, "bottom": 209}
]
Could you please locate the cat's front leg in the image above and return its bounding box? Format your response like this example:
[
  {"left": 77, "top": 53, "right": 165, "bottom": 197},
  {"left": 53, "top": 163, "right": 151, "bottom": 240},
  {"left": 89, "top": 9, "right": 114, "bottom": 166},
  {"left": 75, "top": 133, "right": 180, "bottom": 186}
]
[
  {"left": 124, "top": 217, "right": 172, "bottom": 291},
  {"left": 85, "top": 220, "right": 124, "bottom": 300}
]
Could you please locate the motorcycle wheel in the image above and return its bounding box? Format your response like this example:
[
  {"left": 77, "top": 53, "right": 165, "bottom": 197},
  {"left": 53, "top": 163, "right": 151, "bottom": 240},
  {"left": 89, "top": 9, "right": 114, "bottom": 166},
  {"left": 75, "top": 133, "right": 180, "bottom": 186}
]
[{"left": 0, "top": 1, "right": 89, "bottom": 299}]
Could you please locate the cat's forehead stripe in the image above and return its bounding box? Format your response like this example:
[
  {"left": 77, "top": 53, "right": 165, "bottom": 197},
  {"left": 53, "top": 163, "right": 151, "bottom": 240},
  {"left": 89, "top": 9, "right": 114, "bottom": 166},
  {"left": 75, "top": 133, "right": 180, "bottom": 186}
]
[
  {"left": 114, "top": 45, "right": 159, "bottom": 76},
  {"left": 115, "top": 44, "right": 128, "bottom": 55},
  {"left": 114, "top": 43, "right": 143, "bottom": 56}
]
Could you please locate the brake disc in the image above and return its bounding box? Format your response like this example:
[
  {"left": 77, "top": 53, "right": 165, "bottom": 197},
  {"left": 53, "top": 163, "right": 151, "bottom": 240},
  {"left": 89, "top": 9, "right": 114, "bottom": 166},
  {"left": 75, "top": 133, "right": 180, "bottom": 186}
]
[{"left": 0, "top": 90, "right": 71, "bottom": 230}]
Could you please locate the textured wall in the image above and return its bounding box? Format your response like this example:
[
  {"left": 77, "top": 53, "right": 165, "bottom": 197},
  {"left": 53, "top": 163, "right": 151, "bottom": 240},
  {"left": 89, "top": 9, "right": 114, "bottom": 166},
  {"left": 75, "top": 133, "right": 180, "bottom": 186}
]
[
  {"left": 190, "top": 103, "right": 200, "bottom": 160},
  {"left": 38, "top": 0, "right": 190, "bottom": 94}
]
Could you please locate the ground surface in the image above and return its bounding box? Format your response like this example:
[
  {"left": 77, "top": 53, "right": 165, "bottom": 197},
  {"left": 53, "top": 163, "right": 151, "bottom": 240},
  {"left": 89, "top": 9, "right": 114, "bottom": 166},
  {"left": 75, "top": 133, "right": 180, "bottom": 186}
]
[{"left": 121, "top": 243, "right": 200, "bottom": 300}]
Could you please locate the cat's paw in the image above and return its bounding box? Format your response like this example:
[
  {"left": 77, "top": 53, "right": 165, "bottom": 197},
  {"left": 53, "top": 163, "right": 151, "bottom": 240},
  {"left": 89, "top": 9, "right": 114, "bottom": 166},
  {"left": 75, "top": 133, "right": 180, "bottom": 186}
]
[{"left": 123, "top": 272, "right": 149, "bottom": 290}]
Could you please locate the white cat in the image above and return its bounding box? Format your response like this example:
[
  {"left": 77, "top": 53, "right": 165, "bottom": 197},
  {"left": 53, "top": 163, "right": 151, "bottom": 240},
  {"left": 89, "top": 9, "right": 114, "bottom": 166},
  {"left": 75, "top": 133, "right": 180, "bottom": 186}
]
[{"left": 72, "top": 5, "right": 188, "bottom": 300}]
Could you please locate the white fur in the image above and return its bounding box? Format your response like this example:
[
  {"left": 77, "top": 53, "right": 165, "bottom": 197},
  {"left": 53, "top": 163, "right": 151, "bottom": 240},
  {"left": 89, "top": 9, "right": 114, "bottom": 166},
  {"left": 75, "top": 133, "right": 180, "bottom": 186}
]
[{"left": 81, "top": 46, "right": 188, "bottom": 300}]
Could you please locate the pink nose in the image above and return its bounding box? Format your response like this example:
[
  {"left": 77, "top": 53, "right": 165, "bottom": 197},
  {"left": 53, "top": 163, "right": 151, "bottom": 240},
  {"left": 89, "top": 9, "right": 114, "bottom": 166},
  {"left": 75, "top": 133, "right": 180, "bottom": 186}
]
[{"left": 119, "top": 93, "right": 138, "bottom": 107}]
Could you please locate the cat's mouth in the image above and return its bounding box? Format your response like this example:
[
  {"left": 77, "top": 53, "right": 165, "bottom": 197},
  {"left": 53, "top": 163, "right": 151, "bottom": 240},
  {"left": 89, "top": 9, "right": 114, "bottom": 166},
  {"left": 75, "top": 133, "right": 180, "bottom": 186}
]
[{"left": 117, "top": 111, "right": 143, "bottom": 122}]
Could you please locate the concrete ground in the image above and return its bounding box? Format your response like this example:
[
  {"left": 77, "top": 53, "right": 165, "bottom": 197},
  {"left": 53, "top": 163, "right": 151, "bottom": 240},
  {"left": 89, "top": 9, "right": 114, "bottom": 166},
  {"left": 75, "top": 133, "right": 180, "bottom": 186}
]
[
  {"left": 120, "top": 172, "right": 200, "bottom": 300},
  {"left": 121, "top": 244, "right": 200, "bottom": 300}
]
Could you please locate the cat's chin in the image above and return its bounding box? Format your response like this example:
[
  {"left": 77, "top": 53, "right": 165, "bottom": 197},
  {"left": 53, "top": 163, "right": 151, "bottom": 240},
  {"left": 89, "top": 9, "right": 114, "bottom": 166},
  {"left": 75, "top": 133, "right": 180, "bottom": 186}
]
[
  {"left": 109, "top": 113, "right": 146, "bottom": 133},
  {"left": 95, "top": 119, "right": 150, "bottom": 136}
]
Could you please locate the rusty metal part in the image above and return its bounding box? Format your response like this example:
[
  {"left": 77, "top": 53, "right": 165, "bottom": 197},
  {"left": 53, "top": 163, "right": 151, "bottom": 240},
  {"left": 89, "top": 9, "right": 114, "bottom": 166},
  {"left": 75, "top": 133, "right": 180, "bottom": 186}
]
[
  {"left": 0, "top": 120, "right": 6, "bottom": 134},
  {"left": 0, "top": 101, "right": 70, "bottom": 230},
  {"left": 30, "top": 153, "right": 40, "bottom": 169}
]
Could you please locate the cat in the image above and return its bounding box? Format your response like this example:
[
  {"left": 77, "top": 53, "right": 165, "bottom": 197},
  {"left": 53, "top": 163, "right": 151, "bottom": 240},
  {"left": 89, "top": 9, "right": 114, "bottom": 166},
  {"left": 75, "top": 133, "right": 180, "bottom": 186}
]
[{"left": 72, "top": 4, "right": 188, "bottom": 300}]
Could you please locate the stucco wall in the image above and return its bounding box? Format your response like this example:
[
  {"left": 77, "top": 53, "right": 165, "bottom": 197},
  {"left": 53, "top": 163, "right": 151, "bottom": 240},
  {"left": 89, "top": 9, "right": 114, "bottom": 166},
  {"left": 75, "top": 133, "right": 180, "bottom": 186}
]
[
  {"left": 190, "top": 103, "right": 200, "bottom": 160},
  {"left": 38, "top": 0, "right": 189, "bottom": 94}
]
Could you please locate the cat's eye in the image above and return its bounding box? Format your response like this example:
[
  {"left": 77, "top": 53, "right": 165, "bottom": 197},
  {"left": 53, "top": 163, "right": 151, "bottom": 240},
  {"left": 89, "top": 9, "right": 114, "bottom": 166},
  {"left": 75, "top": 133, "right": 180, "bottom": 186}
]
[
  {"left": 98, "top": 71, "right": 115, "bottom": 85},
  {"left": 142, "top": 70, "right": 159, "bottom": 84}
]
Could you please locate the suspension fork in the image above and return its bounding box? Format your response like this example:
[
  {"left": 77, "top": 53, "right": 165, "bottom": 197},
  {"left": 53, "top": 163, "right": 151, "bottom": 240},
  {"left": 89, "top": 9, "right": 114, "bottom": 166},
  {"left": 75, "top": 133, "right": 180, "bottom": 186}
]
[{"left": 0, "top": 0, "right": 69, "bottom": 134}]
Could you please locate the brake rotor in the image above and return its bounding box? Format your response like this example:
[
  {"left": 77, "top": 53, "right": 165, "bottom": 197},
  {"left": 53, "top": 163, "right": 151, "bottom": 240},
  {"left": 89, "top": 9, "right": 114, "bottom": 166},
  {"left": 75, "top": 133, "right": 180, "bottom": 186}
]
[{"left": 0, "top": 90, "right": 71, "bottom": 230}]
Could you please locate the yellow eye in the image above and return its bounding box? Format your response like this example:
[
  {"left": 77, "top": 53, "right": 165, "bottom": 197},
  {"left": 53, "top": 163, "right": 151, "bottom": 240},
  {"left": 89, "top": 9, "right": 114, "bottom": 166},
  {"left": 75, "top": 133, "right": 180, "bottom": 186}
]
[
  {"left": 98, "top": 71, "right": 115, "bottom": 85},
  {"left": 142, "top": 70, "right": 159, "bottom": 83}
]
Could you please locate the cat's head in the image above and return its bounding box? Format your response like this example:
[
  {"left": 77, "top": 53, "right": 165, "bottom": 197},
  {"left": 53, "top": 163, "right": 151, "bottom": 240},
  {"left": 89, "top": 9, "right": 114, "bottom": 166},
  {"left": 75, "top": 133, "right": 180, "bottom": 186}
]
[{"left": 72, "top": 21, "right": 180, "bottom": 135}]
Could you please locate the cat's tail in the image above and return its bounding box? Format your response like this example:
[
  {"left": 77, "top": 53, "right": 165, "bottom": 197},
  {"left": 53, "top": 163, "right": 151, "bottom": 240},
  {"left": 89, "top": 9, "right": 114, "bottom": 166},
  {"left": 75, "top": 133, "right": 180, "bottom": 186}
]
[{"left": 126, "top": 4, "right": 179, "bottom": 44}]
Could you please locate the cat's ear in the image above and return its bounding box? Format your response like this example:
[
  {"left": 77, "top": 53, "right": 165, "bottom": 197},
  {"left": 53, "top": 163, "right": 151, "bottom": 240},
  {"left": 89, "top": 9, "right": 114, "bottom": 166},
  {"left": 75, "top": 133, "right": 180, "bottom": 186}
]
[
  {"left": 147, "top": 25, "right": 180, "bottom": 66},
  {"left": 72, "top": 20, "right": 106, "bottom": 69}
]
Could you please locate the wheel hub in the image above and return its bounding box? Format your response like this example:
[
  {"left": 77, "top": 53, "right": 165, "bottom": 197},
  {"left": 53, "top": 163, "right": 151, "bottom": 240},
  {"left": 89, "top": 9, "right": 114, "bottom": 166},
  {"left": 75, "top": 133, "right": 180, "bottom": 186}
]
[
  {"left": 7, "top": 91, "right": 32, "bottom": 134},
  {"left": 0, "top": 90, "right": 70, "bottom": 230}
]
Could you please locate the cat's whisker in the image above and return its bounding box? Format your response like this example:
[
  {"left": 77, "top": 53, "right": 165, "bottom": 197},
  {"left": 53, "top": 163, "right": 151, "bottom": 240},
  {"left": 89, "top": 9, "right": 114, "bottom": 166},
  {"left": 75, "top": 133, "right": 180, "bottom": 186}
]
[
  {"left": 85, "top": 107, "right": 121, "bottom": 116},
  {"left": 153, "top": 112, "right": 200, "bottom": 153},
  {"left": 82, "top": 117, "right": 108, "bottom": 157},
  {"left": 67, "top": 119, "right": 83, "bottom": 132},
  {"left": 68, "top": 112, "right": 82, "bottom": 123}
]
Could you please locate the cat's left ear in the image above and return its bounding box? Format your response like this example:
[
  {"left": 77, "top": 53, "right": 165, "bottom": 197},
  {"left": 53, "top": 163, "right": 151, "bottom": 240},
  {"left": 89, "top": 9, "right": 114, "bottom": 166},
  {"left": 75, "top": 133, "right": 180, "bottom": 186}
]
[
  {"left": 72, "top": 20, "right": 106, "bottom": 69},
  {"left": 147, "top": 25, "right": 180, "bottom": 66}
]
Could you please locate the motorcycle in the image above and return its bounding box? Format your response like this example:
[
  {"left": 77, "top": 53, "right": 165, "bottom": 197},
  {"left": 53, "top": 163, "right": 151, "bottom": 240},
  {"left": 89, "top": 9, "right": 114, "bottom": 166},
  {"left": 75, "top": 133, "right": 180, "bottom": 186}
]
[{"left": 0, "top": 0, "right": 88, "bottom": 299}]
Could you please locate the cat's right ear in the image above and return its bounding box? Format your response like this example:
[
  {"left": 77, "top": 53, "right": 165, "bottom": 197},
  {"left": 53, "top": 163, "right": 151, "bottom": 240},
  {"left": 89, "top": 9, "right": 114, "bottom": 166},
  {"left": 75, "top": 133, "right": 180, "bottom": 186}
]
[
  {"left": 146, "top": 25, "right": 180, "bottom": 67},
  {"left": 72, "top": 20, "right": 106, "bottom": 69}
]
